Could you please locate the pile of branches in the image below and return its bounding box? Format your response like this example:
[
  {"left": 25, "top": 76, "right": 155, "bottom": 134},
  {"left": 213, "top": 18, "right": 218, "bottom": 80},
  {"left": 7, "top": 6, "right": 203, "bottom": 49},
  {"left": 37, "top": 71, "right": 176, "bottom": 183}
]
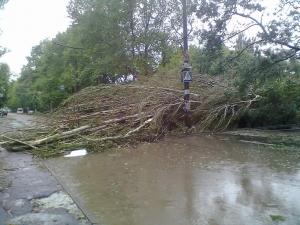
[{"left": 0, "top": 83, "right": 260, "bottom": 157}]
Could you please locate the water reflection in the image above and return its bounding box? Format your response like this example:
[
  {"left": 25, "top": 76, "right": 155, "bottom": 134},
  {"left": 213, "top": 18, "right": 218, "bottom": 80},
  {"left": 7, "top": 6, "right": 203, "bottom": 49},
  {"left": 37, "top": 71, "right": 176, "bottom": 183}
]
[{"left": 47, "top": 135, "right": 300, "bottom": 225}]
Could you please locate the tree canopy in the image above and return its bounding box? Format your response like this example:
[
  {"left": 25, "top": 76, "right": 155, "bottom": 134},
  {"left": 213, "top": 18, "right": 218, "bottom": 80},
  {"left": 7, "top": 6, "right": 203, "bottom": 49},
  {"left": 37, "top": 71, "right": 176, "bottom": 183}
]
[
  {"left": 0, "top": 0, "right": 10, "bottom": 108},
  {"left": 7, "top": 0, "right": 300, "bottom": 126},
  {"left": 0, "top": 63, "right": 10, "bottom": 107}
]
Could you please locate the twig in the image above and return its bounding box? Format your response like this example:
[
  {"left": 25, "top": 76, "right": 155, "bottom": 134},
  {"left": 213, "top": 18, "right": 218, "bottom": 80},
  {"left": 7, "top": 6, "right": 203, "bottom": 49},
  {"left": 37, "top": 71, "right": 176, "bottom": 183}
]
[{"left": 0, "top": 135, "right": 37, "bottom": 149}]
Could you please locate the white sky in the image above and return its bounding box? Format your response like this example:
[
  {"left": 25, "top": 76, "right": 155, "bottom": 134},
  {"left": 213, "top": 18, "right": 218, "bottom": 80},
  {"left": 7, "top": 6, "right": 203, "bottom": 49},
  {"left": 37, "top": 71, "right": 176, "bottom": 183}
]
[{"left": 0, "top": 0, "right": 71, "bottom": 76}]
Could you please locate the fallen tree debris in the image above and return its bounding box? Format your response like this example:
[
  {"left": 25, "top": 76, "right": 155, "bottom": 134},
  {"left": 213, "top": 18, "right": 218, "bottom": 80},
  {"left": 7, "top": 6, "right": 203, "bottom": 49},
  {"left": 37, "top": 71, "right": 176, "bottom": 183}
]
[
  {"left": 0, "top": 135, "right": 37, "bottom": 149},
  {"left": 29, "top": 125, "right": 91, "bottom": 146},
  {"left": 0, "top": 82, "right": 260, "bottom": 157}
]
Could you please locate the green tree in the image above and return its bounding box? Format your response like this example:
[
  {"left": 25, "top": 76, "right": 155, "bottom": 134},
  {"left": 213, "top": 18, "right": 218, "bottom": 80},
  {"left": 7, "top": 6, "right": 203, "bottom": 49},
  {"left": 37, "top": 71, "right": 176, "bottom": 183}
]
[
  {"left": 195, "top": 0, "right": 300, "bottom": 60},
  {"left": 0, "top": 63, "right": 10, "bottom": 107}
]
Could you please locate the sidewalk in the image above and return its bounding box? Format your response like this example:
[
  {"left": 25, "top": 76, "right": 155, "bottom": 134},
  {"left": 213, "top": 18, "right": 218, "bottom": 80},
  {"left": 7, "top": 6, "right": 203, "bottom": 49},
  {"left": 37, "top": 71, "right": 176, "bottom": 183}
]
[{"left": 0, "top": 114, "right": 92, "bottom": 225}]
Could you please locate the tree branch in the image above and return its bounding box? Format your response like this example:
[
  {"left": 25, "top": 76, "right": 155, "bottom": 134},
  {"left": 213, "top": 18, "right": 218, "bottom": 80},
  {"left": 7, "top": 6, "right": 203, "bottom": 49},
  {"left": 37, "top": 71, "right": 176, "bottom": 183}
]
[
  {"left": 234, "top": 12, "right": 300, "bottom": 52},
  {"left": 252, "top": 51, "right": 298, "bottom": 74},
  {"left": 228, "top": 39, "right": 264, "bottom": 62},
  {"left": 224, "top": 23, "right": 257, "bottom": 42},
  {"left": 53, "top": 41, "right": 85, "bottom": 50}
]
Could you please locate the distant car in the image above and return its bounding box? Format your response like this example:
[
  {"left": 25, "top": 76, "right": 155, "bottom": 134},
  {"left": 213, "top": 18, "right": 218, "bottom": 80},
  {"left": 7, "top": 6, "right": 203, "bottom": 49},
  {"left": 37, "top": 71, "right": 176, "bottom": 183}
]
[
  {"left": 17, "top": 108, "right": 24, "bottom": 114},
  {"left": 28, "top": 110, "right": 34, "bottom": 115},
  {"left": 0, "top": 108, "right": 8, "bottom": 117}
]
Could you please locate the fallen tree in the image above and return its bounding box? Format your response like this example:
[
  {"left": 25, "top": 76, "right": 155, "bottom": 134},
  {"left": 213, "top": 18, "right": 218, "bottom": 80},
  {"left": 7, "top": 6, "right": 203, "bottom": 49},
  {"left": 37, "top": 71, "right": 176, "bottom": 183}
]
[{"left": 0, "top": 81, "right": 260, "bottom": 157}]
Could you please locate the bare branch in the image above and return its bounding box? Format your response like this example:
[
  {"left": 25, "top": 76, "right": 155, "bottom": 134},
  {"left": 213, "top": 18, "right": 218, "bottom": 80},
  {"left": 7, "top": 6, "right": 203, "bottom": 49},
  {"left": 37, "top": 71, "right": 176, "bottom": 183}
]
[
  {"left": 224, "top": 23, "right": 257, "bottom": 42},
  {"left": 234, "top": 12, "right": 300, "bottom": 52}
]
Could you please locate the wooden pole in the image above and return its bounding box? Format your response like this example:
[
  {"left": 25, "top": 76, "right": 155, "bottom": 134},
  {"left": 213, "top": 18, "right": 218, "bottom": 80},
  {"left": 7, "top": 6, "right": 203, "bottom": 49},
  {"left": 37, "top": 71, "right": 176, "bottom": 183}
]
[
  {"left": 182, "top": 0, "right": 192, "bottom": 128},
  {"left": 182, "top": 0, "right": 189, "bottom": 62}
]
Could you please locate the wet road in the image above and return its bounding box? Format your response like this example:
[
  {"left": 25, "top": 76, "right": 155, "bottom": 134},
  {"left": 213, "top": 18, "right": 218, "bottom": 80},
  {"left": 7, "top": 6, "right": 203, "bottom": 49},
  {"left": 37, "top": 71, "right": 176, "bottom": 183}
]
[
  {"left": 0, "top": 113, "right": 37, "bottom": 133},
  {"left": 47, "top": 135, "right": 300, "bottom": 225}
]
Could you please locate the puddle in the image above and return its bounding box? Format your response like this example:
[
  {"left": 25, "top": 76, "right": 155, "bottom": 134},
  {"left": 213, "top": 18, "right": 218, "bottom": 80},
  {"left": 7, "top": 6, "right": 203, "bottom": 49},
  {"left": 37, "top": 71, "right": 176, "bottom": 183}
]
[
  {"left": 47, "top": 135, "right": 300, "bottom": 225},
  {"left": 64, "top": 149, "right": 87, "bottom": 158}
]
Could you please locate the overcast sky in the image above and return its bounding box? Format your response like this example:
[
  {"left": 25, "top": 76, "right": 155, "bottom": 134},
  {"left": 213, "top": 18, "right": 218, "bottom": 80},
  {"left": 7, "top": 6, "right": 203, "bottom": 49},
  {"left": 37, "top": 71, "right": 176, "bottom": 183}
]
[
  {"left": 0, "top": 0, "right": 71, "bottom": 76},
  {"left": 0, "top": 0, "right": 278, "bottom": 77}
]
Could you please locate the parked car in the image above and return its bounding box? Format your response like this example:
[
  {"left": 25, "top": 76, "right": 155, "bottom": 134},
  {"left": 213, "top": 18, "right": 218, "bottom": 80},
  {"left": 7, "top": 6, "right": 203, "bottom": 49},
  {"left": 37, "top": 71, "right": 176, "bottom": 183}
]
[
  {"left": 17, "top": 108, "right": 24, "bottom": 114},
  {"left": 28, "top": 110, "right": 34, "bottom": 115},
  {"left": 0, "top": 108, "right": 8, "bottom": 117}
]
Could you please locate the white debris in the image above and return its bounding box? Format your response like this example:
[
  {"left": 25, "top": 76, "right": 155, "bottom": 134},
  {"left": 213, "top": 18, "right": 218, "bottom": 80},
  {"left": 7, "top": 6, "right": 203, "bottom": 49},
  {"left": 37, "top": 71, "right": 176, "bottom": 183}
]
[{"left": 64, "top": 149, "right": 87, "bottom": 158}]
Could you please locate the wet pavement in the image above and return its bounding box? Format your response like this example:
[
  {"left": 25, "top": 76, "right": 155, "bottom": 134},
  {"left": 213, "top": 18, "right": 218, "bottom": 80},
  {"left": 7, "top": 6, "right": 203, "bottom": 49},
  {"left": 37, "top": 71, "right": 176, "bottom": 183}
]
[
  {"left": 0, "top": 114, "right": 90, "bottom": 225},
  {"left": 1, "top": 114, "right": 300, "bottom": 225},
  {"left": 0, "top": 113, "right": 36, "bottom": 133},
  {"left": 47, "top": 135, "right": 300, "bottom": 225},
  {"left": 1, "top": 151, "right": 60, "bottom": 200}
]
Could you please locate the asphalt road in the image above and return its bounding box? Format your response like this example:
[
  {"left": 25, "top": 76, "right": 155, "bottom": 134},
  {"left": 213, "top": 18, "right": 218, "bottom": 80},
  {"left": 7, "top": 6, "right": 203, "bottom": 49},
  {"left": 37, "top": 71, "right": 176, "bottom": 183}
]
[{"left": 0, "top": 113, "right": 36, "bottom": 133}]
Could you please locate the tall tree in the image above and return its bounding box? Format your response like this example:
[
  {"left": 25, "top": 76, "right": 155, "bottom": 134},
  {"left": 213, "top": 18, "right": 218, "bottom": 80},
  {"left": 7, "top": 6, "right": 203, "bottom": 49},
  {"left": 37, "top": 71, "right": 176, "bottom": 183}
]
[{"left": 0, "top": 63, "right": 10, "bottom": 107}]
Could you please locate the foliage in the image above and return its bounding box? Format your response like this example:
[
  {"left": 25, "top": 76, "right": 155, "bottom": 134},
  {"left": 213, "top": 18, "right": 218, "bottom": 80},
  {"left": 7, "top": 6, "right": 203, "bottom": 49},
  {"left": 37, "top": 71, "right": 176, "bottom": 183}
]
[
  {"left": 270, "top": 215, "right": 286, "bottom": 222},
  {"left": 8, "top": 0, "right": 179, "bottom": 111},
  {"left": 6, "top": 0, "right": 300, "bottom": 128},
  {"left": 194, "top": 0, "right": 300, "bottom": 59},
  {"left": 0, "top": 0, "right": 8, "bottom": 8},
  {"left": 0, "top": 63, "right": 10, "bottom": 107},
  {"left": 239, "top": 79, "right": 300, "bottom": 127}
]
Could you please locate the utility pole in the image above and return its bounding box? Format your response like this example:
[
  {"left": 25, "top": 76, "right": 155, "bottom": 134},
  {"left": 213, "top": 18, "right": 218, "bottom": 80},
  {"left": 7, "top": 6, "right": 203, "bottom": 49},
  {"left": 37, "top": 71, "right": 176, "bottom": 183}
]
[
  {"left": 181, "top": 0, "right": 192, "bottom": 128},
  {"left": 182, "top": 0, "right": 188, "bottom": 60}
]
